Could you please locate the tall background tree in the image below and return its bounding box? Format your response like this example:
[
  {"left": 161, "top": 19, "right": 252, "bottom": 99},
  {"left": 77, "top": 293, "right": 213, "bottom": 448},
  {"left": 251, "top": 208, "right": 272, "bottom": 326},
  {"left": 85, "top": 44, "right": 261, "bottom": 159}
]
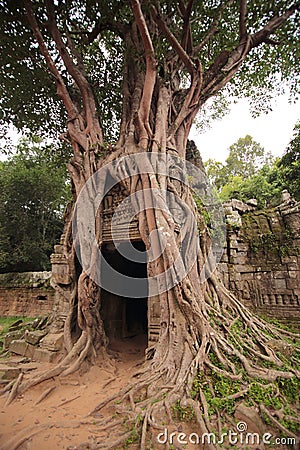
[
  {"left": 279, "top": 120, "right": 300, "bottom": 199},
  {"left": 205, "top": 129, "right": 300, "bottom": 207},
  {"left": 205, "top": 134, "right": 272, "bottom": 187},
  {"left": 1, "top": 1, "right": 299, "bottom": 447},
  {"left": 0, "top": 136, "right": 70, "bottom": 273}
]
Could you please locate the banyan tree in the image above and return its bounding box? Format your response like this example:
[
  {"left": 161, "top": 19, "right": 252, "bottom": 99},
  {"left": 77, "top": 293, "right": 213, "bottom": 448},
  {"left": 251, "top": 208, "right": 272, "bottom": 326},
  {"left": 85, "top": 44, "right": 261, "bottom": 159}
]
[{"left": 1, "top": 0, "right": 300, "bottom": 448}]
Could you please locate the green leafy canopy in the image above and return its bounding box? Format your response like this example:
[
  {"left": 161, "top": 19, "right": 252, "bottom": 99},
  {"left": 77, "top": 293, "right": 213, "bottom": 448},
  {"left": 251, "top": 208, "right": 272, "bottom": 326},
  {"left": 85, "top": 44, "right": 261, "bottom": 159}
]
[
  {"left": 0, "top": 136, "right": 70, "bottom": 272},
  {"left": 205, "top": 129, "right": 300, "bottom": 207},
  {"left": 0, "top": 0, "right": 299, "bottom": 143}
]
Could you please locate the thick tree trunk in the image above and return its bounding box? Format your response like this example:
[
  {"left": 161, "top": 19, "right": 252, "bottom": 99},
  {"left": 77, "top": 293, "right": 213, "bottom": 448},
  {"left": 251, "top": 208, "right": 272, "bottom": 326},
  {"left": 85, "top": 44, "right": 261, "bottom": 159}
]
[
  {"left": 41, "top": 97, "right": 299, "bottom": 447},
  {"left": 9, "top": 2, "right": 300, "bottom": 447}
]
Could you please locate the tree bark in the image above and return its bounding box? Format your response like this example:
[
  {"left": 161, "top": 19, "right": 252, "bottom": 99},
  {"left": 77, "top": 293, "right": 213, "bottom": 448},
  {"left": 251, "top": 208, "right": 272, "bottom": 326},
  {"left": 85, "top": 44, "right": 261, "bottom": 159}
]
[{"left": 10, "top": 1, "right": 300, "bottom": 447}]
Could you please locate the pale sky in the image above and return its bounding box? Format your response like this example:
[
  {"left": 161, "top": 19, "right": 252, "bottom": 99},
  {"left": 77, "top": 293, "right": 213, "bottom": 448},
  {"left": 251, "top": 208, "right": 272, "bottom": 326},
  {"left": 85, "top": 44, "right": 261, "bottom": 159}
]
[
  {"left": 2, "top": 94, "right": 299, "bottom": 164},
  {"left": 191, "top": 95, "right": 300, "bottom": 163}
]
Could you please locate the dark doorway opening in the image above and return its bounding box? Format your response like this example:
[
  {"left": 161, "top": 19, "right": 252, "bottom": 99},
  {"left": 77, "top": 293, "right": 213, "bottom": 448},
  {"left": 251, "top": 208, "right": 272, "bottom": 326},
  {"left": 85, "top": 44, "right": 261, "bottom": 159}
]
[{"left": 100, "top": 241, "right": 148, "bottom": 347}]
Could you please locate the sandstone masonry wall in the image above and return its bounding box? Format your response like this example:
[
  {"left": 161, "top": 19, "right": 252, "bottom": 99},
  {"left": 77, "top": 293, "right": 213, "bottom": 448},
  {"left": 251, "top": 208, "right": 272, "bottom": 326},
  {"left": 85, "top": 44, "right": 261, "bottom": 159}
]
[
  {"left": 0, "top": 200, "right": 299, "bottom": 328},
  {"left": 219, "top": 199, "right": 300, "bottom": 325},
  {"left": 0, "top": 272, "right": 55, "bottom": 317}
]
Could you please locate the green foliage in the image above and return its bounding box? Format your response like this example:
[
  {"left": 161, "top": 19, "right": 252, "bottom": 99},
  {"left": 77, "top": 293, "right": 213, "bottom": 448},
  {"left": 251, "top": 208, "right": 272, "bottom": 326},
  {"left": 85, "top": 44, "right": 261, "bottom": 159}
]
[
  {"left": 0, "top": 136, "right": 70, "bottom": 272},
  {"left": 192, "top": 368, "right": 299, "bottom": 435},
  {"left": 192, "top": 370, "right": 242, "bottom": 416},
  {"left": 226, "top": 135, "right": 269, "bottom": 179},
  {"left": 124, "top": 414, "right": 144, "bottom": 448},
  {"left": 276, "top": 376, "right": 300, "bottom": 405},
  {"left": 0, "top": 1, "right": 299, "bottom": 143},
  {"left": 172, "top": 399, "right": 195, "bottom": 422},
  {"left": 190, "top": 315, "right": 300, "bottom": 435},
  {"left": 0, "top": 316, "right": 36, "bottom": 354},
  {"left": 247, "top": 382, "right": 282, "bottom": 409},
  {"left": 279, "top": 121, "right": 300, "bottom": 200},
  {"left": 205, "top": 130, "right": 300, "bottom": 208},
  {"left": 205, "top": 135, "right": 274, "bottom": 194},
  {"left": 248, "top": 229, "right": 295, "bottom": 258}
]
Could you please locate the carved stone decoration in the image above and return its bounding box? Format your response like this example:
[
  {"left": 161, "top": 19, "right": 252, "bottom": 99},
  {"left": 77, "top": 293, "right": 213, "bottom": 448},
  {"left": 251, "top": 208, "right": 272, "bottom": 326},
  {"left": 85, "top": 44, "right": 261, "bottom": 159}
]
[{"left": 101, "top": 183, "right": 141, "bottom": 243}]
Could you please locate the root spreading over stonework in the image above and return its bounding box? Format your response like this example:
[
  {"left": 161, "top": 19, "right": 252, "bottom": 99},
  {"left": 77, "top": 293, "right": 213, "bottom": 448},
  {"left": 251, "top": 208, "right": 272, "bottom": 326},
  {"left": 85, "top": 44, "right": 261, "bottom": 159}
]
[
  {"left": 4, "top": 1, "right": 300, "bottom": 448},
  {"left": 2, "top": 268, "right": 299, "bottom": 449}
]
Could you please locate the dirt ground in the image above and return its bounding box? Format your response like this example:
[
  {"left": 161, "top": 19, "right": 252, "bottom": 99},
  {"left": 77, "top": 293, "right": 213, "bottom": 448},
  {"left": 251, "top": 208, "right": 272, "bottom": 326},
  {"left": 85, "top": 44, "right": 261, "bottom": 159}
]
[
  {"left": 0, "top": 336, "right": 148, "bottom": 450},
  {"left": 0, "top": 335, "right": 296, "bottom": 450}
]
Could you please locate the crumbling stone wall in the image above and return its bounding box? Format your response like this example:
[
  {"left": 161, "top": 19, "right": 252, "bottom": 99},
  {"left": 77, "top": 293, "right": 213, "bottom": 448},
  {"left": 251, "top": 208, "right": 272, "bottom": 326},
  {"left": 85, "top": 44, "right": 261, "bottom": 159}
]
[
  {"left": 0, "top": 272, "right": 55, "bottom": 317},
  {"left": 0, "top": 199, "right": 299, "bottom": 329},
  {"left": 219, "top": 198, "right": 300, "bottom": 325}
]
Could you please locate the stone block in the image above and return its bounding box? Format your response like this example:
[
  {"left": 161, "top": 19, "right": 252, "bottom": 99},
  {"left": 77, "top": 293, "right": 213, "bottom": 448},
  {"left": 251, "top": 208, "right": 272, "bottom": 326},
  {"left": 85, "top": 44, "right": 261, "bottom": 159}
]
[
  {"left": 228, "top": 238, "right": 239, "bottom": 249},
  {"left": 281, "top": 255, "right": 298, "bottom": 264},
  {"left": 272, "top": 271, "right": 287, "bottom": 279},
  {"left": 273, "top": 279, "right": 286, "bottom": 290},
  {"left": 24, "top": 330, "right": 46, "bottom": 345},
  {"left": 33, "top": 347, "right": 56, "bottom": 363},
  {"left": 286, "top": 279, "right": 300, "bottom": 290},
  {"left": 240, "top": 273, "right": 254, "bottom": 281},
  {"left": 217, "top": 262, "right": 228, "bottom": 273},
  {"left": 235, "top": 251, "right": 248, "bottom": 257},
  {"left": 231, "top": 199, "right": 250, "bottom": 213},
  {"left": 0, "top": 365, "right": 21, "bottom": 380},
  {"left": 288, "top": 270, "right": 298, "bottom": 279},
  {"left": 3, "top": 330, "right": 25, "bottom": 350},
  {"left": 236, "top": 244, "right": 249, "bottom": 252},
  {"left": 9, "top": 340, "right": 34, "bottom": 358},
  {"left": 54, "top": 244, "right": 64, "bottom": 254},
  {"left": 51, "top": 263, "right": 71, "bottom": 285},
  {"left": 234, "top": 265, "right": 253, "bottom": 273},
  {"left": 246, "top": 198, "right": 258, "bottom": 207},
  {"left": 232, "top": 255, "right": 248, "bottom": 265},
  {"left": 40, "top": 333, "right": 64, "bottom": 352},
  {"left": 227, "top": 213, "right": 242, "bottom": 228}
]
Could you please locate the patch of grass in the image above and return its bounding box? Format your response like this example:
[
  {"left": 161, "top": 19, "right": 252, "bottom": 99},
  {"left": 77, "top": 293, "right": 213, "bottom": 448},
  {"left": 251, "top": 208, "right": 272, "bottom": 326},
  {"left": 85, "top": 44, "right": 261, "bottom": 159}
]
[
  {"left": 191, "top": 370, "right": 243, "bottom": 416},
  {"left": 0, "top": 316, "right": 36, "bottom": 354},
  {"left": 124, "top": 414, "right": 143, "bottom": 448},
  {"left": 276, "top": 377, "right": 300, "bottom": 404},
  {"left": 173, "top": 399, "right": 195, "bottom": 422}
]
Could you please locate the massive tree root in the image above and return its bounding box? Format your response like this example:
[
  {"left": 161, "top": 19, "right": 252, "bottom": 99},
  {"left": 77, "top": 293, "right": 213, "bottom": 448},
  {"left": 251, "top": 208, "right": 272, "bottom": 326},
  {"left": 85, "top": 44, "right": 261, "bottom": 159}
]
[
  {"left": 5, "top": 1, "right": 299, "bottom": 448},
  {"left": 3, "top": 263, "right": 299, "bottom": 449},
  {"left": 2, "top": 146, "right": 300, "bottom": 449},
  {"left": 81, "top": 275, "right": 299, "bottom": 450}
]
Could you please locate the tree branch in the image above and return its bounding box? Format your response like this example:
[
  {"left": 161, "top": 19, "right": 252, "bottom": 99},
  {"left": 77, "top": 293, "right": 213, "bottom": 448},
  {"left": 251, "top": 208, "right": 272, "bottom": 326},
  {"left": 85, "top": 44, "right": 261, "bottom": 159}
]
[
  {"left": 250, "top": 3, "right": 300, "bottom": 49},
  {"left": 45, "top": 0, "right": 103, "bottom": 143},
  {"left": 194, "top": 1, "right": 232, "bottom": 54},
  {"left": 181, "top": 0, "right": 194, "bottom": 53},
  {"left": 167, "top": 59, "right": 203, "bottom": 140},
  {"left": 23, "top": 0, "right": 77, "bottom": 119},
  {"left": 202, "top": 2, "right": 299, "bottom": 99},
  {"left": 65, "top": 26, "right": 86, "bottom": 75},
  {"left": 131, "top": 0, "right": 157, "bottom": 146},
  {"left": 239, "top": 0, "right": 247, "bottom": 41},
  {"left": 150, "top": 4, "right": 195, "bottom": 75},
  {"left": 87, "top": 19, "right": 128, "bottom": 43},
  {"left": 131, "top": 0, "right": 155, "bottom": 63}
]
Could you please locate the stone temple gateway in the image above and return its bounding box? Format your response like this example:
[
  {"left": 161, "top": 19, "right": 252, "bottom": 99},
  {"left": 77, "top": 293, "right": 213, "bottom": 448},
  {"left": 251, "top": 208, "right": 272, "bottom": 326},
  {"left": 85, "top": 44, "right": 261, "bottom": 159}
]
[
  {"left": 50, "top": 190, "right": 300, "bottom": 350},
  {"left": 2, "top": 190, "right": 299, "bottom": 362},
  {"left": 51, "top": 182, "right": 162, "bottom": 348}
]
